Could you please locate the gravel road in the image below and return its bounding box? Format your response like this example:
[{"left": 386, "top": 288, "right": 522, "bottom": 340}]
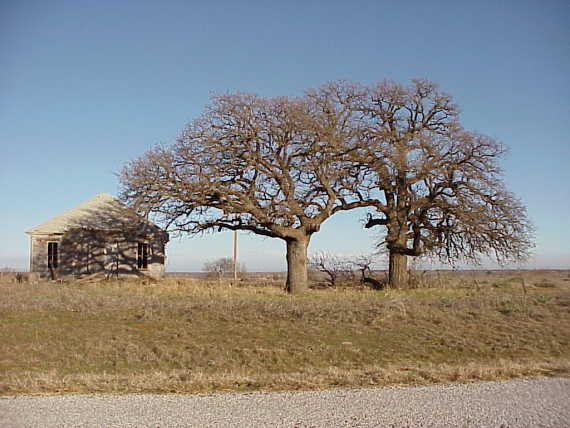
[{"left": 1, "top": 377, "right": 568, "bottom": 427}]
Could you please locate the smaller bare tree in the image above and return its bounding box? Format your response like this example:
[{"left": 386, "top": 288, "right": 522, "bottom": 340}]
[
  {"left": 309, "top": 252, "right": 385, "bottom": 289},
  {"left": 204, "top": 257, "right": 246, "bottom": 281},
  {"left": 345, "top": 79, "right": 535, "bottom": 288},
  {"left": 352, "top": 254, "right": 385, "bottom": 290},
  {"left": 309, "top": 251, "right": 354, "bottom": 287}
]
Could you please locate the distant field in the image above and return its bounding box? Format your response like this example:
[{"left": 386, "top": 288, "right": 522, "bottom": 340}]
[{"left": 0, "top": 269, "right": 569, "bottom": 395}]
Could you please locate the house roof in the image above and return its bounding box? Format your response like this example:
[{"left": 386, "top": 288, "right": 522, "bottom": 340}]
[{"left": 26, "top": 193, "right": 165, "bottom": 236}]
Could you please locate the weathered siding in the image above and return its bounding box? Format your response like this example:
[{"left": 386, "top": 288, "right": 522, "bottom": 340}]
[
  {"left": 30, "top": 234, "right": 64, "bottom": 275},
  {"left": 30, "top": 229, "right": 167, "bottom": 280}
]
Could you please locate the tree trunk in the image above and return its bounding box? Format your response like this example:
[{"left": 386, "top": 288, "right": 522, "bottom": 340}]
[
  {"left": 388, "top": 250, "right": 408, "bottom": 288},
  {"left": 285, "top": 237, "right": 309, "bottom": 294}
]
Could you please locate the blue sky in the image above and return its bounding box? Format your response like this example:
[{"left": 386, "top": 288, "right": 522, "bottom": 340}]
[{"left": 1, "top": 0, "right": 568, "bottom": 271}]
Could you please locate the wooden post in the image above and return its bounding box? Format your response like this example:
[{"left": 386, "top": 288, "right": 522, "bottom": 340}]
[
  {"left": 29, "top": 237, "right": 33, "bottom": 273},
  {"left": 233, "top": 231, "right": 238, "bottom": 283}
]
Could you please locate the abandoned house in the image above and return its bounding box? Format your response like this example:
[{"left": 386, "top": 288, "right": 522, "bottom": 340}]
[{"left": 26, "top": 193, "right": 169, "bottom": 279}]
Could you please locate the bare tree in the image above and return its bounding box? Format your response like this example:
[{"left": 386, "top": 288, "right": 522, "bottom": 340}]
[
  {"left": 309, "top": 251, "right": 386, "bottom": 289},
  {"left": 346, "top": 79, "right": 534, "bottom": 287},
  {"left": 352, "top": 253, "right": 385, "bottom": 289},
  {"left": 119, "top": 79, "right": 533, "bottom": 291},
  {"left": 204, "top": 257, "right": 246, "bottom": 281},
  {"left": 309, "top": 251, "right": 354, "bottom": 287},
  {"left": 119, "top": 89, "right": 377, "bottom": 293}
]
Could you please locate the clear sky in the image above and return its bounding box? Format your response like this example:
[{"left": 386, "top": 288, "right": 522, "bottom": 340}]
[{"left": 1, "top": 0, "right": 569, "bottom": 272}]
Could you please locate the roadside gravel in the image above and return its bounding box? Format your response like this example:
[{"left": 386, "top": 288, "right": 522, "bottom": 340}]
[{"left": 1, "top": 377, "right": 568, "bottom": 427}]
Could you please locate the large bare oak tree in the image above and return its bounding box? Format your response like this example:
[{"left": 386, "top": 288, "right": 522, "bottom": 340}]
[
  {"left": 120, "top": 79, "right": 534, "bottom": 292},
  {"left": 347, "top": 79, "right": 534, "bottom": 287},
  {"left": 119, "top": 90, "right": 376, "bottom": 293}
]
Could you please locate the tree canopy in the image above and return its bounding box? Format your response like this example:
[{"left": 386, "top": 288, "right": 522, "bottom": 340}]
[
  {"left": 347, "top": 79, "right": 534, "bottom": 286},
  {"left": 120, "top": 79, "right": 534, "bottom": 291},
  {"left": 119, "top": 90, "right": 378, "bottom": 293}
]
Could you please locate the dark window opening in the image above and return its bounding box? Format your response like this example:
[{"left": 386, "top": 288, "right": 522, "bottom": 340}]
[
  {"left": 137, "top": 242, "right": 149, "bottom": 269},
  {"left": 48, "top": 242, "right": 58, "bottom": 269}
]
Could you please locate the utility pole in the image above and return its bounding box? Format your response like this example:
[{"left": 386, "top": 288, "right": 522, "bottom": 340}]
[{"left": 233, "top": 230, "right": 238, "bottom": 282}]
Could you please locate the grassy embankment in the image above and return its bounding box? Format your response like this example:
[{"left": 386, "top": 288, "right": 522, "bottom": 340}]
[{"left": 0, "top": 270, "right": 569, "bottom": 395}]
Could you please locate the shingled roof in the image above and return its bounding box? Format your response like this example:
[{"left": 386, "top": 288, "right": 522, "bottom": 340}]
[{"left": 26, "top": 193, "right": 163, "bottom": 235}]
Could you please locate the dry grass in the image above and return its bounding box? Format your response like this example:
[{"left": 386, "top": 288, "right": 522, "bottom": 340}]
[{"left": 1, "top": 270, "right": 569, "bottom": 395}]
